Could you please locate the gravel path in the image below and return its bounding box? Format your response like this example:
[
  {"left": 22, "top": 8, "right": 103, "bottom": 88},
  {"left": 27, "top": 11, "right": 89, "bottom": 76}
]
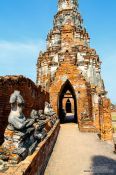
[{"left": 44, "top": 123, "right": 116, "bottom": 175}]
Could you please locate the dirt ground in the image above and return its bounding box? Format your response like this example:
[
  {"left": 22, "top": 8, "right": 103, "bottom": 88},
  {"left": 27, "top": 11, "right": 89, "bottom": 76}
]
[{"left": 45, "top": 123, "right": 116, "bottom": 175}]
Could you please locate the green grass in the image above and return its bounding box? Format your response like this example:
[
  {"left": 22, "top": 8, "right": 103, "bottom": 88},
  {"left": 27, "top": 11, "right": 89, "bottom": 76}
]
[
  {"left": 112, "top": 124, "right": 116, "bottom": 132},
  {"left": 112, "top": 112, "right": 116, "bottom": 121},
  {"left": 112, "top": 124, "right": 116, "bottom": 133},
  {"left": 112, "top": 112, "right": 116, "bottom": 132}
]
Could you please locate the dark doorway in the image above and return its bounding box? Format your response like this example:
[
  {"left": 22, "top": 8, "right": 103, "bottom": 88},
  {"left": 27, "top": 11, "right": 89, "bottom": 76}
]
[
  {"left": 66, "top": 99, "right": 72, "bottom": 113},
  {"left": 58, "top": 80, "right": 77, "bottom": 123}
]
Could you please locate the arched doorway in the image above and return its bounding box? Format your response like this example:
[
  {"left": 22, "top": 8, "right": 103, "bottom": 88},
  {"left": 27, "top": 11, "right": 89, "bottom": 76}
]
[
  {"left": 66, "top": 99, "right": 72, "bottom": 113},
  {"left": 58, "top": 80, "right": 77, "bottom": 123}
]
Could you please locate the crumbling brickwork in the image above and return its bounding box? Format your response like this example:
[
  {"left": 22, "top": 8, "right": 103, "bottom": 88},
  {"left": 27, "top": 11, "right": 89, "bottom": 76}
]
[
  {"left": 49, "top": 60, "right": 94, "bottom": 131},
  {"left": 100, "top": 98, "right": 113, "bottom": 141},
  {"left": 36, "top": 0, "right": 112, "bottom": 139},
  {"left": 0, "top": 75, "right": 49, "bottom": 144}
]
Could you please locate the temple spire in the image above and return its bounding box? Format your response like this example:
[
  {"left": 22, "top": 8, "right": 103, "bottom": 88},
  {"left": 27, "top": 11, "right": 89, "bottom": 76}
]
[{"left": 58, "top": 0, "right": 78, "bottom": 11}]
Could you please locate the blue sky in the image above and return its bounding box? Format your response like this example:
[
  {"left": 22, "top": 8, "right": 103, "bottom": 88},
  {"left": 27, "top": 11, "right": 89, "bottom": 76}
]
[{"left": 0, "top": 0, "right": 116, "bottom": 103}]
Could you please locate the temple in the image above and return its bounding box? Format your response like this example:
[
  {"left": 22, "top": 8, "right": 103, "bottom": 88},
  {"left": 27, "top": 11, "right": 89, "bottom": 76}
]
[
  {"left": 36, "top": 0, "right": 112, "bottom": 138},
  {"left": 0, "top": 0, "right": 114, "bottom": 174}
]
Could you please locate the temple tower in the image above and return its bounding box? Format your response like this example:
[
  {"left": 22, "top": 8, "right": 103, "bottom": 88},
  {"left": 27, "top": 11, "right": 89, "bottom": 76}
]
[
  {"left": 36, "top": 0, "right": 103, "bottom": 92},
  {"left": 58, "top": 0, "right": 78, "bottom": 11},
  {"left": 36, "top": 0, "right": 112, "bottom": 140}
]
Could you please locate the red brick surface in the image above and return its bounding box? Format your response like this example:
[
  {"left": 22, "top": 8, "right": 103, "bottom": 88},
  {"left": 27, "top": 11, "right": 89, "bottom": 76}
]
[
  {"left": 49, "top": 61, "right": 93, "bottom": 130},
  {"left": 100, "top": 98, "right": 113, "bottom": 141},
  {"left": 2, "top": 120, "right": 60, "bottom": 175},
  {"left": 0, "top": 75, "right": 49, "bottom": 144}
]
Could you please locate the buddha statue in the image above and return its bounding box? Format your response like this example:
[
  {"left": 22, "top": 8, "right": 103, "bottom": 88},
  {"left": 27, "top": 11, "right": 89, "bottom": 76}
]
[
  {"left": 38, "top": 110, "right": 46, "bottom": 120},
  {"left": 8, "top": 90, "right": 34, "bottom": 131},
  {"left": 44, "top": 102, "right": 56, "bottom": 116}
]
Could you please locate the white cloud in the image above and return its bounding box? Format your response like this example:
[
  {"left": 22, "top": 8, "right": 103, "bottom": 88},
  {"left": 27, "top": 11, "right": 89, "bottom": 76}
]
[{"left": 0, "top": 39, "right": 45, "bottom": 82}]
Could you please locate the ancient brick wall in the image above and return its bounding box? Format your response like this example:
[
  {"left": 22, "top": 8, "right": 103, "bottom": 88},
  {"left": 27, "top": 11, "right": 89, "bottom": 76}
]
[
  {"left": 100, "top": 97, "right": 113, "bottom": 141},
  {"left": 49, "top": 61, "right": 94, "bottom": 131},
  {"left": 1, "top": 120, "right": 60, "bottom": 175},
  {"left": 0, "top": 75, "right": 49, "bottom": 144}
]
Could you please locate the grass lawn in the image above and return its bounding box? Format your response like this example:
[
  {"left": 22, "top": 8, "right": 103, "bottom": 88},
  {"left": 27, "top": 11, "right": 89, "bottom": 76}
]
[
  {"left": 112, "top": 112, "right": 116, "bottom": 132},
  {"left": 112, "top": 112, "right": 116, "bottom": 121},
  {"left": 113, "top": 124, "right": 116, "bottom": 132}
]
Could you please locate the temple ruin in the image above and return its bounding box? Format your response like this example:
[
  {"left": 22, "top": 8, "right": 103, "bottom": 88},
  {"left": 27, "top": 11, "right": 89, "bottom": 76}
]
[
  {"left": 36, "top": 0, "right": 112, "bottom": 139},
  {"left": 0, "top": 0, "right": 114, "bottom": 174}
]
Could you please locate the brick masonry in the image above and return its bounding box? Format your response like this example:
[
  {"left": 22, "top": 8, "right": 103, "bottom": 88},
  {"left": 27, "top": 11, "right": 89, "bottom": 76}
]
[
  {"left": 49, "top": 61, "right": 93, "bottom": 129},
  {"left": 0, "top": 75, "right": 49, "bottom": 145},
  {"left": 36, "top": 0, "right": 113, "bottom": 140},
  {"left": 0, "top": 120, "right": 60, "bottom": 175}
]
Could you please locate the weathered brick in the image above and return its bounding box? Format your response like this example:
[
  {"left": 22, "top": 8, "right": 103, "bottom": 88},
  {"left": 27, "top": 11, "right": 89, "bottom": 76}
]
[{"left": 0, "top": 75, "right": 49, "bottom": 145}]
